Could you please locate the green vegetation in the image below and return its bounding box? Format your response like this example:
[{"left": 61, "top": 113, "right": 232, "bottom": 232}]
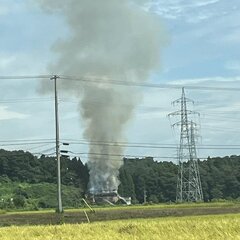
[
  {"left": 119, "top": 156, "right": 240, "bottom": 203},
  {"left": 0, "top": 182, "right": 82, "bottom": 210},
  {"left": 0, "top": 214, "right": 239, "bottom": 240},
  {"left": 0, "top": 149, "right": 240, "bottom": 210}
]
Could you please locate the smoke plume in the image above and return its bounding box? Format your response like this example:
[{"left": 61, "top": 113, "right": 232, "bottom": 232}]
[{"left": 38, "top": 0, "right": 166, "bottom": 193}]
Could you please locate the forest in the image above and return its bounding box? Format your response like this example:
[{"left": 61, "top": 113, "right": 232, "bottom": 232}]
[{"left": 0, "top": 149, "right": 239, "bottom": 209}]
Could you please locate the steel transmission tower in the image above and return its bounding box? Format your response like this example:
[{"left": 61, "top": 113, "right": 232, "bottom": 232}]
[{"left": 168, "top": 88, "right": 203, "bottom": 202}]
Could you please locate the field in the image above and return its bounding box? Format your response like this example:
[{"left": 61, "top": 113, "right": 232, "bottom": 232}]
[
  {"left": 0, "top": 214, "right": 239, "bottom": 240},
  {"left": 0, "top": 203, "right": 240, "bottom": 239},
  {"left": 0, "top": 202, "right": 240, "bottom": 226}
]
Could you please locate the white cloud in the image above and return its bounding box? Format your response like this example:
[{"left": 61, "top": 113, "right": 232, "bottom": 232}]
[
  {"left": 147, "top": 0, "right": 229, "bottom": 24},
  {"left": 194, "top": 0, "right": 220, "bottom": 7},
  {"left": 0, "top": 106, "right": 29, "bottom": 120}
]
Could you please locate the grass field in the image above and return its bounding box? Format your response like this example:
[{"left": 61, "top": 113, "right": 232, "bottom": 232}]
[
  {"left": 0, "top": 202, "right": 240, "bottom": 226},
  {"left": 0, "top": 214, "right": 239, "bottom": 240},
  {"left": 3, "top": 200, "right": 240, "bottom": 214}
]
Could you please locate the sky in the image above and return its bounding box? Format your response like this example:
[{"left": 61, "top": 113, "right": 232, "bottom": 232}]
[{"left": 0, "top": 0, "right": 240, "bottom": 162}]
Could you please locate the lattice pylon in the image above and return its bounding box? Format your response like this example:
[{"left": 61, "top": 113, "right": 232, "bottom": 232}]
[{"left": 168, "top": 88, "right": 203, "bottom": 203}]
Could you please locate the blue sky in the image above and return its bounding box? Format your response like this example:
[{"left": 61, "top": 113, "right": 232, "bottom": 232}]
[
  {"left": 153, "top": 0, "right": 240, "bottom": 80},
  {"left": 0, "top": 0, "right": 240, "bottom": 161}
]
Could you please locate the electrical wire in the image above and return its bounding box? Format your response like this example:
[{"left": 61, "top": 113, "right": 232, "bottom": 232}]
[
  {"left": 0, "top": 138, "right": 55, "bottom": 142},
  {"left": 0, "top": 98, "right": 54, "bottom": 104},
  {"left": 1, "top": 137, "right": 240, "bottom": 150},
  {"left": 0, "top": 75, "right": 52, "bottom": 80},
  {"left": 1, "top": 74, "right": 240, "bottom": 92},
  {"left": 60, "top": 138, "right": 240, "bottom": 148},
  {"left": 60, "top": 75, "right": 240, "bottom": 92},
  {"left": 0, "top": 141, "right": 55, "bottom": 147}
]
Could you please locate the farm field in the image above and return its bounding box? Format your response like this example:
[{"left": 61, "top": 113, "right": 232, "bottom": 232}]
[
  {"left": 0, "top": 202, "right": 240, "bottom": 226},
  {"left": 0, "top": 214, "right": 239, "bottom": 240}
]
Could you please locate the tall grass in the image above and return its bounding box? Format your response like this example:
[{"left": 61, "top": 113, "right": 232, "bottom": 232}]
[
  {"left": 0, "top": 214, "right": 239, "bottom": 240},
  {"left": 0, "top": 210, "right": 6, "bottom": 215}
]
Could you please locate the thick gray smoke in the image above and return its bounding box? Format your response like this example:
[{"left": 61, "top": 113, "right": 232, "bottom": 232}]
[{"left": 38, "top": 0, "right": 165, "bottom": 193}]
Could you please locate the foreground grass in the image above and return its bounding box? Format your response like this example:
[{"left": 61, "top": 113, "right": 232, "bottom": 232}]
[{"left": 0, "top": 214, "right": 239, "bottom": 240}]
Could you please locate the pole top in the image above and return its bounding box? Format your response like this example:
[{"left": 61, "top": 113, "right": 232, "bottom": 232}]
[{"left": 50, "top": 75, "right": 60, "bottom": 80}]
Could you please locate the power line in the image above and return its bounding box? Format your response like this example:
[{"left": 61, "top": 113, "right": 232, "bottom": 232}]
[
  {"left": 60, "top": 138, "right": 240, "bottom": 147},
  {"left": 2, "top": 95, "right": 240, "bottom": 117},
  {"left": 0, "top": 98, "right": 53, "bottom": 104},
  {"left": 60, "top": 140, "right": 240, "bottom": 150},
  {"left": 26, "top": 143, "right": 55, "bottom": 151},
  {"left": 0, "top": 75, "right": 52, "bottom": 80},
  {"left": 0, "top": 141, "right": 55, "bottom": 147},
  {"left": 0, "top": 138, "right": 55, "bottom": 143},
  {"left": 2, "top": 137, "right": 240, "bottom": 147},
  {"left": 1, "top": 74, "right": 240, "bottom": 92},
  {"left": 67, "top": 152, "right": 209, "bottom": 161},
  {"left": 1, "top": 137, "right": 240, "bottom": 150},
  {"left": 60, "top": 75, "right": 240, "bottom": 92},
  {"left": 0, "top": 148, "right": 236, "bottom": 161}
]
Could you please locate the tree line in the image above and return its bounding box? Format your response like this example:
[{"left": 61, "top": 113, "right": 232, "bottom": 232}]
[{"left": 0, "top": 149, "right": 239, "bottom": 209}]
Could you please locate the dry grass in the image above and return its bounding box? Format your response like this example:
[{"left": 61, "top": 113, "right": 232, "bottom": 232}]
[{"left": 0, "top": 213, "right": 239, "bottom": 240}]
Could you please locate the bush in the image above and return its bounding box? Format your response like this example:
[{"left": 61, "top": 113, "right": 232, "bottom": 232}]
[{"left": 148, "top": 195, "right": 159, "bottom": 204}]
